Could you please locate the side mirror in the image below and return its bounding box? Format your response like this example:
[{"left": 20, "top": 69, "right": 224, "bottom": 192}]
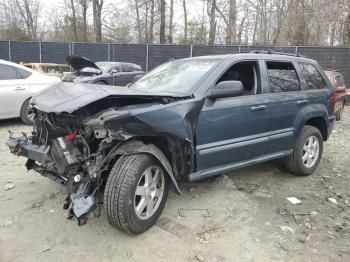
[
  {"left": 110, "top": 69, "right": 118, "bottom": 74},
  {"left": 207, "top": 81, "right": 244, "bottom": 100}
]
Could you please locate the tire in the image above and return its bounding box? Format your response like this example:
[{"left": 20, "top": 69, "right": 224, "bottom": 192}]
[
  {"left": 104, "top": 153, "right": 169, "bottom": 234},
  {"left": 96, "top": 81, "right": 107, "bottom": 85},
  {"left": 284, "top": 125, "right": 323, "bottom": 176},
  {"left": 335, "top": 103, "right": 345, "bottom": 121},
  {"left": 20, "top": 98, "right": 34, "bottom": 125}
]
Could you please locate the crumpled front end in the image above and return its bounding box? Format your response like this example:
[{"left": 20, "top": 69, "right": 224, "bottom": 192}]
[
  {"left": 6, "top": 110, "right": 113, "bottom": 224},
  {"left": 6, "top": 82, "right": 203, "bottom": 225}
]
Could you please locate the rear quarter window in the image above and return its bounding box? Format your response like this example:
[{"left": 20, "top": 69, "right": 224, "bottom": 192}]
[{"left": 300, "top": 63, "right": 328, "bottom": 90}]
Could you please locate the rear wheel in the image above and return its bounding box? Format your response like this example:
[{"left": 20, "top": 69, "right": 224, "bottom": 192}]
[
  {"left": 284, "top": 125, "right": 323, "bottom": 176},
  {"left": 96, "top": 81, "right": 107, "bottom": 85},
  {"left": 104, "top": 154, "right": 169, "bottom": 234},
  {"left": 20, "top": 98, "right": 34, "bottom": 125}
]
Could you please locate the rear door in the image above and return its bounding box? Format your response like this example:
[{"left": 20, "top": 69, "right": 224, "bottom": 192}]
[
  {"left": 120, "top": 64, "right": 140, "bottom": 86},
  {"left": 111, "top": 64, "right": 130, "bottom": 86},
  {"left": 299, "top": 63, "right": 334, "bottom": 116},
  {"left": 263, "top": 61, "right": 309, "bottom": 154},
  {"left": 0, "top": 64, "right": 31, "bottom": 118}
]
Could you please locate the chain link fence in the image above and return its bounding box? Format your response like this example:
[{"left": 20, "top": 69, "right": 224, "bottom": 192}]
[{"left": 1, "top": 41, "right": 349, "bottom": 84}]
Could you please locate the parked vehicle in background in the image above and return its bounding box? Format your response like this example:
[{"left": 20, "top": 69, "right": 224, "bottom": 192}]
[
  {"left": 24, "top": 63, "right": 73, "bottom": 79},
  {"left": 7, "top": 52, "right": 335, "bottom": 234},
  {"left": 324, "top": 70, "right": 347, "bottom": 121},
  {"left": 0, "top": 60, "right": 61, "bottom": 124},
  {"left": 62, "top": 56, "right": 145, "bottom": 86}
]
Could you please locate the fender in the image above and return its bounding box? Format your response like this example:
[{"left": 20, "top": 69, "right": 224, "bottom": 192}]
[
  {"left": 108, "top": 140, "right": 181, "bottom": 195},
  {"left": 293, "top": 103, "right": 332, "bottom": 140}
]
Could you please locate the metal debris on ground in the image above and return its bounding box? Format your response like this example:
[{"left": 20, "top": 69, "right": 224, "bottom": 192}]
[
  {"left": 286, "top": 197, "right": 302, "bottom": 204},
  {"left": 328, "top": 197, "right": 338, "bottom": 205}
]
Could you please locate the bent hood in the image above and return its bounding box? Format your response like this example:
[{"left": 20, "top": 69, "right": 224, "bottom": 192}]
[
  {"left": 66, "top": 55, "right": 100, "bottom": 71},
  {"left": 31, "top": 82, "right": 185, "bottom": 114}
]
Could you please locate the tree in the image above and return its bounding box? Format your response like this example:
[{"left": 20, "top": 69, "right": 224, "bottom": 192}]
[
  {"left": 168, "top": 0, "right": 174, "bottom": 43},
  {"left": 77, "top": 0, "right": 89, "bottom": 42},
  {"left": 14, "top": 0, "right": 41, "bottom": 40},
  {"left": 68, "top": 0, "right": 77, "bottom": 41},
  {"left": 226, "top": 0, "right": 236, "bottom": 44},
  {"left": 92, "top": 0, "right": 103, "bottom": 42},
  {"left": 182, "top": 0, "right": 188, "bottom": 43},
  {"left": 208, "top": 0, "right": 216, "bottom": 45},
  {"left": 159, "top": 0, "right": 166, "bottom": 43}
]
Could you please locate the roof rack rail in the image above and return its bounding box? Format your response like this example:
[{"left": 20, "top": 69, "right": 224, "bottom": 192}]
[{"left": 248, "top": 49, "right": 306, "bottom": 58}]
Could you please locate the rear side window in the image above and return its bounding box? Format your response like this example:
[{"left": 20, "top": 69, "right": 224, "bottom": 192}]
[
  {"left": 0, "top": 64, "right": 30, "bottom": 80},
  {"left": 334, "top": 74, "right": 344, "bottom": 88},
  {"left": 16, "top": 67, "right": 32, "bottom": 79},
  {"left": 122, "top": 64, "right": 135, "bottom": 72},
  {"left": 266, "top": 61, "right": 300, "bottom": 93},
  {"left": 300, "top": 63, "right": 328, "bottom": 90}
]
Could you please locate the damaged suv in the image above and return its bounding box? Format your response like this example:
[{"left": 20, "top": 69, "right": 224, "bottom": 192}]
[{"left": 7, "top": 51, "right": 335, "bottom": 234}]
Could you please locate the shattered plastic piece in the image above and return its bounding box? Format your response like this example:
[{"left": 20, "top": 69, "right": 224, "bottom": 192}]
[
  {"left": 70, "top": 194, "right": 97, "bottom": 218},
  {"left": 287, "top": 197, "right": 302, "bottom": 204},
  {"left": 328, "top": 197, "right": 338, "bottom": 205},
  {"left": 3, "top": 183, "right": 15, "bottom": 191},
  {"left": 279, "top": 225, "right": 295, "bottom": 234}
]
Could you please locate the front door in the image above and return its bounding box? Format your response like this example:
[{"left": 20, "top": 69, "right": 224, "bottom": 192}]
[{"left": 195, "top": 61, "right": 269, "bottom": 170}]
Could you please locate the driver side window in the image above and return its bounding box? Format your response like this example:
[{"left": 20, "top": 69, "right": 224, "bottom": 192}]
[{"left": 216, "top": 61, "right": 260, "bottom": 95}]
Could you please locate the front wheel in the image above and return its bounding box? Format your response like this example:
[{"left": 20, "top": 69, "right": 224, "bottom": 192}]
[
  {"left": 104, "top": 154, "right": 169, "bottom": 234},
  {"left": 284, "top": 125, "right": 323, "bottom": 176},
  {"left": 20, "top": 98, "right": 34, "bottom": 125}
]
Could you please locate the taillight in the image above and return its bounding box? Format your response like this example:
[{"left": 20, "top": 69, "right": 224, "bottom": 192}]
[{"left": 332, "top": 93, "right": 336, "bottom": 112}]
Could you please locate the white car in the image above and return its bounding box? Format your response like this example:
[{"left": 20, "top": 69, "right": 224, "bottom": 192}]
[{"left": 0, "top": 60, "right": 61, "bottom": 124}]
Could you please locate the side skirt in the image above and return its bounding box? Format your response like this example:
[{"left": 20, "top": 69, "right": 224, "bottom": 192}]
[{"left": 189, "top": 150, "right": 293, "bottom": 182}]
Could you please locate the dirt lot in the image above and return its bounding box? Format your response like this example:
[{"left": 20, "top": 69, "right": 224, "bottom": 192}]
[{"left": 0, "top": 110, "right": 350, "bottom": 262}]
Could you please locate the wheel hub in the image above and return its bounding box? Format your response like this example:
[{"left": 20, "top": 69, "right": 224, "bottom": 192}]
[
  {"left": 302, "top": 135, "right": 320, "bottom": 168},
  {"left": 134, "top": 166, "right": 165, "bottom": 220}
]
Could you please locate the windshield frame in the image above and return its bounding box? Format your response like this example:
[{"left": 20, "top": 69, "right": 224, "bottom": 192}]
[{"left": 129, "top": 57, "right": 222, "bottom": 96}]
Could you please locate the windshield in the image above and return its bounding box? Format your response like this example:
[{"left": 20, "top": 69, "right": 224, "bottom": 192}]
[{"left": 130, "top": 59, "right": 219, "bottom": 94}]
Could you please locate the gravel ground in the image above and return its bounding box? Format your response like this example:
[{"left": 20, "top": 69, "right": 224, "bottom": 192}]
[{"left": 0, "top": 109, "right": 349, "bottom": 262}]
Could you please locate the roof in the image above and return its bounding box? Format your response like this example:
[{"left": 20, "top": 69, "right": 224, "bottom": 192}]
[{"left": 180, "top": 52, "right": 316, "bottom": 64}]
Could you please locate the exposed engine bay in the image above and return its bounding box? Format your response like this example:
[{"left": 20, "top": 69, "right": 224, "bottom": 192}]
[{"left": 6, "top": 82, "right": 200, "bottom": 225}]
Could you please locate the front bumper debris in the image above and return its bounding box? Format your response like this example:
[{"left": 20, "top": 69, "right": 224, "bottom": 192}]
[{"left": 6, "top": 133, "right": 98, "bottom": 225}]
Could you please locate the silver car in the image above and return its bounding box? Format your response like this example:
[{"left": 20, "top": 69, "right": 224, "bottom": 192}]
[{"left": 0, "top": 60, "right": 61, "bottom": 124}]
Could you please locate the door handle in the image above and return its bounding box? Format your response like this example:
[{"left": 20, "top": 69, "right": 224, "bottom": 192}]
[
  {"left": 250, "top": 105, "right": 266, "bottom": 111},
  {"left": 14, "top": 86, "right": 26, "bottom": 91},
  {"left": 296, "top": 99, "right": 308, "bottom": 105}
]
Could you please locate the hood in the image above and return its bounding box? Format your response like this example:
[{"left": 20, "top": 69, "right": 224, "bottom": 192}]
[
  {"left": 31, "top": 82, "right": 185, "bottom": 114},
  {"left": 66, "top": 55, "right": 100, "bottom": 71}
]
